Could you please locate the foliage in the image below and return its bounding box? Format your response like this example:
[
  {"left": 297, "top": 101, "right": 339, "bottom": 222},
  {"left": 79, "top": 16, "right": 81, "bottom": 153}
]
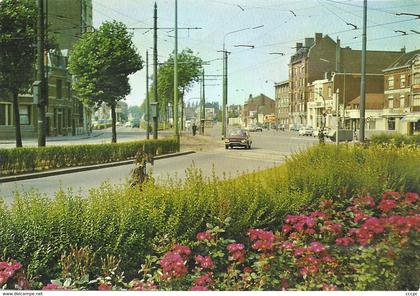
[
  {"left": 2, "top": 191, "right": 419, "bottom": 291},
  {"left": 68, "top": 21, "right": 143, "bottom": 143},
  {"left": 0, "top": 0, "right": 37, "bottom": 147},
  {"left": 141, "top": 48, "right": 203, "bottom": 120},
  {"left": 370, "top": 133, "right": 420, "bottom": 147},
  {"left": 0, "top": 144, "right": 418, "bottom": 284},
  {"left": 128, "top": 105, "right": 143, "bottom": 120},
  {"left": 0, "top": 138, "right": 178, "bottom": 176}
]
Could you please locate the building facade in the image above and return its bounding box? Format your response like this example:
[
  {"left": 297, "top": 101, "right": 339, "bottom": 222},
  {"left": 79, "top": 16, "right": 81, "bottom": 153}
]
[
  {"left": 288, "top": 32, "right": 404, "bottom": 127},
  {"left": 383, "top": 50, "right": 420, "bottom": 135},
  {"left": 274, "top": 80, "right": 290, "bottom": 127},
  {"left": 241, "top": 94, "right": 275, "bottom": 127},
  {"left": 0, "top": 0, "right": 92, "bottom": 140}
]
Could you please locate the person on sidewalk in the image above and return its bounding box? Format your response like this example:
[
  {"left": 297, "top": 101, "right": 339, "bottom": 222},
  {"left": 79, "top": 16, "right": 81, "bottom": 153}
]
[{"left": 192, "top": 123, "right": 197, "bottom": 136}]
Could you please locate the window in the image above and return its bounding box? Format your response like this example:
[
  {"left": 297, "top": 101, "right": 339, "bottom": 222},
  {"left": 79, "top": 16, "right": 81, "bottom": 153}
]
[
  {"left": 388, "top": 76, "right": 394, "bottom": 89},
  {"left": 414, "top": 74, "right": 420, "bottom": 85},
  {"left": 414, "top": 94, "right": 420, "bottom": 107},
  {"left": 368, "top": 120, "right": 376, "bottom": 130},
  {"left": 388, "top": 96, "right": 394, "bottom": 109},
  {"left": 56, "top": 79, "right": 63, "bottom": 99},
  {"left": 388, "top": 117, "right": 395, "bottom": 130},
  {"left": 400, "top": 74, "right": 406, "bottom": 88},
  {"left": 0, "top": 103, "right": 12, "bottom": 125},
  {"left": 400, "top": 95, "right": 405, "bottom": 108},
  {"left": 19, "top": 105, "right": 31, "bottom": 125}
]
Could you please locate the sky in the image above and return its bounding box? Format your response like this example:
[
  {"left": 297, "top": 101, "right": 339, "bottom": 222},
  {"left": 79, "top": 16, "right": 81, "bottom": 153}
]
[{"left": 91, "top": 0, "right": 420, "bottom": 107}]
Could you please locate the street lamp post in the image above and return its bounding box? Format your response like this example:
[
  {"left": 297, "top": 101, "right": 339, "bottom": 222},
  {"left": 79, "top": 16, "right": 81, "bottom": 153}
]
[
  {"left": 220, "top": 25, "right": 264, "bottom": 138},
  {"left": 316, "top": 92, "right": 327, "bottom": 144}
]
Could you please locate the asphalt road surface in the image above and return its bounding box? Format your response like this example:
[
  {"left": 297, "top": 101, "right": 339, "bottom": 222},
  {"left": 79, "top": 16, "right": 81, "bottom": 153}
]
[{"left": 0, "top": 128, "right": 318, "bottom": 203}]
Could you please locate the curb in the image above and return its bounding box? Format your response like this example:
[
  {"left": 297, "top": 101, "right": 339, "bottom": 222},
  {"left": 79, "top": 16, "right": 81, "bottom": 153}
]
[{"left": 0, "top": 150, "right": 195, "bottom": 183}]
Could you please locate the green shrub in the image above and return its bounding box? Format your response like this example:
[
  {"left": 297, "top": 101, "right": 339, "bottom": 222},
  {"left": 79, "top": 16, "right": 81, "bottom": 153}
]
[
  {"left": 0, "top": 137, "right": 178, "bottom": 176},
  {"left": 0, "top": 144, "right": 418, "bottom": 282},
  {"left": 370, "top": 133, "right": 420, "bottom": 146}
]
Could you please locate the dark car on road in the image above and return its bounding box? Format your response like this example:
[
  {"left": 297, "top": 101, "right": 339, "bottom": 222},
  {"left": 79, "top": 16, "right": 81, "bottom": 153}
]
[{"left": 225, "top": 129, "right": 252, "bottom": 149}]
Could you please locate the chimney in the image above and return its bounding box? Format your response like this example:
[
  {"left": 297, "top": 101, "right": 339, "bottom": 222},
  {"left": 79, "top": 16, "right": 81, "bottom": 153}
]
[
  {"left": 336, "top": 37, "right": 341, "bottom": 72},
  {"left": 401, "top": 46, "right": 406, "bottom": 53},
  {"left": 304, "top": 38, "right": 314, "bottom": 48},
  {"left": 295, "top": 42, "right": 303, "bottom": 52},
  {"left": 315, "top": 32, "right": 323, "bottom": 44},
  {"left": 249, "top": 94, "right": 252, "bottom": 100}
]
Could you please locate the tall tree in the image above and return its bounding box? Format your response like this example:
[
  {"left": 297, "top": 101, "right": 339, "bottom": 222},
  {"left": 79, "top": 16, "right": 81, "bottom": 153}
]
[
  {"left": 156, "top": 48, "right": 203, "bottom": 121},
  {"left": 69, "top": 21, "right": 143, "bottom": 143},
  {"left": 0, "top": 0, "right": 37, "bottom": 147}
]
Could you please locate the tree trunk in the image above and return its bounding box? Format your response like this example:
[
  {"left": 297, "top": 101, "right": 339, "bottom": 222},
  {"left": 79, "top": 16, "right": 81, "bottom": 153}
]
[
  {"left": 12, "top": 91, "right": 23, "bottom": 148},
  {"left": 111, "top": 104, "right": 117, "bottom": 143}
]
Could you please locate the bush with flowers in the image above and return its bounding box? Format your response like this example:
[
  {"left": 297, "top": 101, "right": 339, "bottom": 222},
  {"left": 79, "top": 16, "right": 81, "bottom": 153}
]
[{"left": 0, "top": 144, "right": 419, "bottom": 288}]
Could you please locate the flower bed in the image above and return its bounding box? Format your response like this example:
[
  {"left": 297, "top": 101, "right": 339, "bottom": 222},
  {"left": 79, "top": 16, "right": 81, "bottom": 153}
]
[{"left": 2, "top": 191, "right": 418, "bottom": 290}]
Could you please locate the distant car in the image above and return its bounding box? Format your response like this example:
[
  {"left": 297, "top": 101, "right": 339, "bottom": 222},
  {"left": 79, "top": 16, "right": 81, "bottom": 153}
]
[
  {"left": 298, "top": 126, "right": 314, "bottom": 136},
  {"left": 124, "top": 121, "right": 131, "bottom": 127},
  {"left": 225, "top": 129, "right": 252, "bottom": 149},
  {"left": 116, "top": 121, "right": 123, "bottom": 127},
  {"left": 247, "top": 124, "right": 263, "bottom": 132},
  {"left": 289, "top": 124, "right": 302, "bottom": 131},
  {"left": 277, "top": 123, "right": 285, "bottom": 131}
]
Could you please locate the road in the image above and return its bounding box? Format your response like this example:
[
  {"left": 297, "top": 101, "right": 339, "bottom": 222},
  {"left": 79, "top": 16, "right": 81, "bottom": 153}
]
[{"left": 0, "top": 127, "right": 318, "bottom": 203}]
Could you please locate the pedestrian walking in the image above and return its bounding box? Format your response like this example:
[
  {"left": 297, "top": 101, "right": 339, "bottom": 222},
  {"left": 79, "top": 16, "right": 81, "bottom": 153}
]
[{"left": 192, "top": 123, "right": 197, "bottom": 136}]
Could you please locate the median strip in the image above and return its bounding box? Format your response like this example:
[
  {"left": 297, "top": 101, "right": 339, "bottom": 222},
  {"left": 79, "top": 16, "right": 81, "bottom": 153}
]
[{"left": 0, "top": 150, "right": 195, "bottom": 183}]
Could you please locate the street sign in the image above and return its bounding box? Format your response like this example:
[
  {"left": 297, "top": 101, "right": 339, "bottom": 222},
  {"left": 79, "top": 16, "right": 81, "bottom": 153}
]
[
  {"left": 32, "top": 81, "right": 41, "bottom": 104},
  {"left": 150, "top": 102, "right": 158, "bottom": 118}
]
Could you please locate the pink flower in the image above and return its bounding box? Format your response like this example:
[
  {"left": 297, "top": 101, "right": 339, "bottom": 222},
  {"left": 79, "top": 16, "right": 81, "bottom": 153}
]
[
  {"left": 309, "top": 241, "right": 325, "bottom": 253},
  {"left": 381, "top": 191, "right": 400, "bottom": 199},
  {"left": 304, "top": 228, "right": 316, "bottom": 235},
  {"left": 323, "top": 221, "right": 342, "bottom": 234},
  {"left": 129, "top": 280, "right": 157, "bottom": 291},
  {"left": 196, "top": 231, "right": 212, "bottom": 241},
  {"left": 293, "top": 247, "right": 306, "bottom": 257},
  {"left": 323, "top": 283, "right": 338, "bottom": 291},
  {"left": 227, "top": 243, "right": 245, "bottom": 252},
  {"left": 98, "top": 283, "right": 112, "bottom": 291},
  {"left": 335, "top": 237, "right": 354, "bottom": 246},
  {"left": 194, "top": 272, "right": 213, "bottom": 286},
  {"left": 42, "top": 283, "right": 64, "bottom": 290},
  {"left": 281, "top": 241, "right": 294, "bottom": 250},
  {"left": 282, "top": 224, "right": 292, "bottom": 234},
  {"left": 243, "top": 267, "right": 252, "bottom": 273},
  {"left": 353, "top": 196, "right": 375, "bottom": 208},
  {"left": 194, "top": 255, "right": 214, "bottom": 269},
  {"left": 378, "top": 199, "right": 397, "bottom": 212},
  {"left": 403, "top": 192, "right": 418, "bottom": 203},
  {"left": 191, "top": 285, "right": 209, "bottom": 291},
  {"left": 0, "top": 271, "right": 10, "bottom": 287},
  {"left": 171, "top": 244, "right": 191, "bottom": 257},
  {"left": 160, "top": 251, "right": 188, "bottom": 279}
]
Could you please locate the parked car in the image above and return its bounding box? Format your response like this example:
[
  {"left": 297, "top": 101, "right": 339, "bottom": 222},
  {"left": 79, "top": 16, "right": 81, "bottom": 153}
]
[
  {"left": 247, "top": 124, "right": 263, "bottom": 132},
  {"left": 277, "top": 123, "right": 285, "bottom": 131},
  {"left": 116, "top": 121, "right": 123, "bottom": 127},
  {"left": 225, "top": 129, "right": 252, "bottom": 149},
  {"left": 289, "top": 123, "right": 302, "bottom": 132},
  {"left": 124, "top": 121, "right": 131, "bottom": 127},
  {"left": 298, "top": 125, "right": 314, "bottom": 136}
]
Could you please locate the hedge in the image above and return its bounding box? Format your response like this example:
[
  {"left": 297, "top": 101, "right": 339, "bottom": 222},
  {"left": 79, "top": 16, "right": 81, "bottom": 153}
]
[
  {"left": 370, "top": 133, "right": 420, "bottom": 146},
  {"left": 0, "top": 144, "right": 418, "bottom": 281},
  {"left": 0, "top": 137, "right": 179, "bottom": 176}
]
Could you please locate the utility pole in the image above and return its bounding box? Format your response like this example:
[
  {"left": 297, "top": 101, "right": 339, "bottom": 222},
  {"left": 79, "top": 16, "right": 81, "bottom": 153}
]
[
  {"left": 200, "top": 68, "right": 205, "bottom": 135},
  {"left": 359, "top": 0, "right": 367, "bottom": 142},
  {"left": 153, "top": 2, "right": 158, "bottom": 139},
  {"left": 174, "top": 0, "right": 179, "bottom": 147},
  {"left": 336, "top": 37, "right": 340, "bottom": 145},
  {"left": 336, "top": 89, "right": 340, "bottom": 146},
  {"left": 37, "top": 0, "right": 46, "bottom": 147},
  {"left": 146, "top": 50, "right": 150, "bottom": 139},
  {"left": 222, "top": 50, "right": 228, "bottom": 138}
]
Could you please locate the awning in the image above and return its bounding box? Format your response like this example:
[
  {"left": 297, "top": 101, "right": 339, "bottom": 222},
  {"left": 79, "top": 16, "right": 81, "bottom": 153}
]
[{"left": 401, "top": 114, "right": 420, "bottom": 122}]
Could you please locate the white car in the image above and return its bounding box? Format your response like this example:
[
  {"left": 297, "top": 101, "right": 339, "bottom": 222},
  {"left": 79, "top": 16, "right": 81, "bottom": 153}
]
[
  {"left": 298, "top": 126, "right": 314, "bottom": 136},
  {"left": 124, "top": 121, "right": 131, "bottom": 127}
]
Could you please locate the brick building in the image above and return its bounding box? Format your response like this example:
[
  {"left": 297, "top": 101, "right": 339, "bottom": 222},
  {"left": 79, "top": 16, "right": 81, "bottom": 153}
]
[
  {"left": 288, "top": 32, "right": 403, "bottom": 126},
  {"left": 383, "top": 50, "right": 420, "bottom": 135},
  {"left": 241, "top": 94, "right": 275, "bottom": 127},
  {"left": 274, "top": 80, "right": 290, "bottom": 127}
]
